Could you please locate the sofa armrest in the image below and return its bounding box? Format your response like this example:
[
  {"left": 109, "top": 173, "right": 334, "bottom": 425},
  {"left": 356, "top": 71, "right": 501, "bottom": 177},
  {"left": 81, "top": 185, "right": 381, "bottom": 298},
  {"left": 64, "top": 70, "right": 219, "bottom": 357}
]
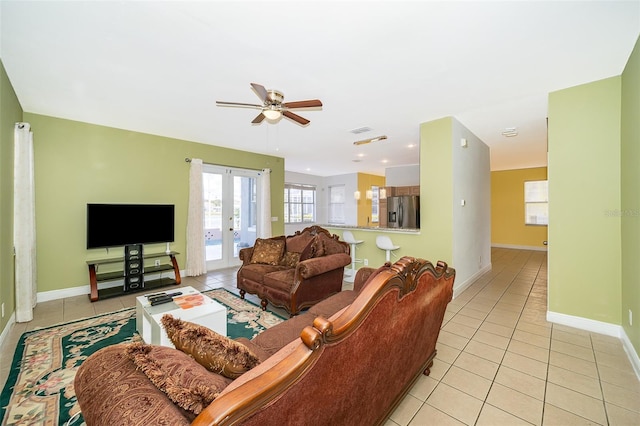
[
  {"left": 296, "top": 253, "right": 352, "bottom": 280},
  {"left": 239, "top": 247, "right": 254, "bottom": 265}
]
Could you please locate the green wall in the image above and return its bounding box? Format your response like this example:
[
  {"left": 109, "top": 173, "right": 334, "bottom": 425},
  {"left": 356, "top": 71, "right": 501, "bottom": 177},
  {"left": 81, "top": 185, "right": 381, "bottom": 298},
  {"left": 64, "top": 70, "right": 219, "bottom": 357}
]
[
  {"left": 421, "top": 117, "right": 455, "bottom": 265},
  {"left": 24, "top": 113, "right": 284, "bottom": 294},
  {"left": 0, "top": 59, "right": 23, "bottom": 334},
  {"left": 548, "top": 77, "right": 622, "bottom": 323},
  {"left": 621, "top": 36, "right": 640, "bottom": 354}
]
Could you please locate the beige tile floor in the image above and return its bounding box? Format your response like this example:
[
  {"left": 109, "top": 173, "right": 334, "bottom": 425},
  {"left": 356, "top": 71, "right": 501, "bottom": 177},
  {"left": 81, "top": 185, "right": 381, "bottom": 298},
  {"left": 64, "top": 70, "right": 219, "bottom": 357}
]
[{"left": 1, "top": 248, "right": 639, "bottom": 425}]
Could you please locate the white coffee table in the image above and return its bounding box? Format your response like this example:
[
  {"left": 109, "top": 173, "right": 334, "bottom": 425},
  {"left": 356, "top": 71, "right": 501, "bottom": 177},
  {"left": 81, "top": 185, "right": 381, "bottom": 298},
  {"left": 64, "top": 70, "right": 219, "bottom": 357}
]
[{"left": 135, "top": 286, "right": 227, "bottom": 347}]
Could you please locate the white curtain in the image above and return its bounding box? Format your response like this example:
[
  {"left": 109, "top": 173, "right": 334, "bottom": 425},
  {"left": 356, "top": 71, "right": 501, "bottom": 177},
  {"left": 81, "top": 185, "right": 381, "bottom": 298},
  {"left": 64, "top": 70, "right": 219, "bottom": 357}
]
[
  {"left": 258, "top": 168, "right": 272, "bottom": 238},
  {"left": 14, "top": 123, "right": 37, "bottom": 322},
  {"left": 185, "top": 158, "right": 207, "bottom": 276}
]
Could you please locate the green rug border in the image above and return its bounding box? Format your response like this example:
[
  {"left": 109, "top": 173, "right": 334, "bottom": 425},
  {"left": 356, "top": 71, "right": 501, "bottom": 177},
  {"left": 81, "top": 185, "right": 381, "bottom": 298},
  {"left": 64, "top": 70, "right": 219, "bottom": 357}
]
[{"left": 0, "top": 287, "right": 284, "bottom": 424}]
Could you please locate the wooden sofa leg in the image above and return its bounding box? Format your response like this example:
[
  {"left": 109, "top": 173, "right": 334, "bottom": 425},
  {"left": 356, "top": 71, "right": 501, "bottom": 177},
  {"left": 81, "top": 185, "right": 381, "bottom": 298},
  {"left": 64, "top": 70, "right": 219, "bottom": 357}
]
[
  {"left": 423, "top": 360, "right": 434, "bottom": 376},
  {"left": 260, "top": 299, "right": 268, "bottom": 311},
  {"left": 239, "top": 289, "right": 246, "bottom": 299}
]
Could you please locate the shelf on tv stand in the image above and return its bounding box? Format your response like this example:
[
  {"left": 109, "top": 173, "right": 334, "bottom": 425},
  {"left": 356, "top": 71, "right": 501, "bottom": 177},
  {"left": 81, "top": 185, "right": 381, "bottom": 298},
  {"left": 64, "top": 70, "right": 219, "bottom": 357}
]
[{"left": 87, "top": 251, "right": 181, "bottom": 302}]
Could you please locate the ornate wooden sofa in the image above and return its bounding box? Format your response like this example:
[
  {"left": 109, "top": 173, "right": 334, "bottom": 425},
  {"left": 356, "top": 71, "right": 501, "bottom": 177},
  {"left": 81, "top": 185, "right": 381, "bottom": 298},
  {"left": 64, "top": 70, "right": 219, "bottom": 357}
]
[
  {"left": 236, "top": 226, "right": 352, "bottom": 316},
  {"left": 74, "top": 257, "right": 455, "bottom": 425}
]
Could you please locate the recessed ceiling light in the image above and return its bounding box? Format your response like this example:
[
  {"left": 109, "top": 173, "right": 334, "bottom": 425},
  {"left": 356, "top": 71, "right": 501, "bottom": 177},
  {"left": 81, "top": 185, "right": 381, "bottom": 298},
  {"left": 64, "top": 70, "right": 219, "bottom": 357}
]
[{"left": 408, "top": 144, "right": 415, "bottom": 148}]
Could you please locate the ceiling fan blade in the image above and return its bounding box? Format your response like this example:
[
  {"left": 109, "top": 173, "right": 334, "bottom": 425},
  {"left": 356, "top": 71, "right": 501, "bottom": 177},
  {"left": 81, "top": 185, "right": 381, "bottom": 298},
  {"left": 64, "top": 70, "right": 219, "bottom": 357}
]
[
  {"left": 283, "top": 110, "right": 310, "bottom": 126},
  {"left": 216, "top": 101, "right": 263, "bottom": 109},
  {"left": 251, "top": 113, "right": 266, "bottom": 124},
  {"left": 250, "top": 83, "right": 268, "bottom": 103},
  {"left": 282, "top": 99, "right": 323, "bottom": 109}
]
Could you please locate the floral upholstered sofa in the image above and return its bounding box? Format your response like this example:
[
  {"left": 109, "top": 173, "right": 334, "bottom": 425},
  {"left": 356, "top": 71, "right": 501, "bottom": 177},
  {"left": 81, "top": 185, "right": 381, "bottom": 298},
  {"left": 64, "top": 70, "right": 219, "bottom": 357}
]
[
  {"left": 74, "top": 257, "right": 455, "bottom": 425},
  {"left": 236, "top": 226, "right": 352, "bottom": 316}
]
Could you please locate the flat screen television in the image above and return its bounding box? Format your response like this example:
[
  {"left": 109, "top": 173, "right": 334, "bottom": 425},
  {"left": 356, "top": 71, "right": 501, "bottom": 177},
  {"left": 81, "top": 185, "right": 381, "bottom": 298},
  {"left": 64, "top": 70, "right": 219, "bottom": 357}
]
[{"left": 86, "top": 204, "right": 175, "bottom": 249}]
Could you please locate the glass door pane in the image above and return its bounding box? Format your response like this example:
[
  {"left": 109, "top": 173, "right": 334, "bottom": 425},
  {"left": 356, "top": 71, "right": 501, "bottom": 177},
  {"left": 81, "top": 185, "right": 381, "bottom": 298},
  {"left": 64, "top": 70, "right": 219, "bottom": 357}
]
[
  {"left": 203, "top": 171, "right": 223, "bottom": 263},
  {"left": 233, "top": 175, "right": 257, "bottom": 262}
]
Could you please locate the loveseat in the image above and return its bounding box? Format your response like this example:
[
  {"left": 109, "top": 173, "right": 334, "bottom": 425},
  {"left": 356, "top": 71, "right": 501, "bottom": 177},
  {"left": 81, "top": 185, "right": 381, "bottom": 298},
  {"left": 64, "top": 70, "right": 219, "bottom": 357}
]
[
  {"left": 74, "top": 256, "right": 455, "bottom": 426},
  {"left": 236, "top": 225, "right": 352, "bottom": 316}
]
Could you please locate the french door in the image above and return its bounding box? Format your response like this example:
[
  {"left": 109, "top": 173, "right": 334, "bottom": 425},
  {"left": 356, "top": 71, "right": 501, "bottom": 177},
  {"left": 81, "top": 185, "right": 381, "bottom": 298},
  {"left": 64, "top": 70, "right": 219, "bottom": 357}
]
[{"left": 203, "top": 165, "right": 259, "bottom": 270}]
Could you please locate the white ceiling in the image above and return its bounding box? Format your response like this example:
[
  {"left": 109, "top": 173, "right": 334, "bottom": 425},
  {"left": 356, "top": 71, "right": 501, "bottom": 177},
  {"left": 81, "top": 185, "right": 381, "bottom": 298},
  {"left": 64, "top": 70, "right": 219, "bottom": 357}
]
[{"left": 1, "top": 1, "right": 639, "bottom": 176}]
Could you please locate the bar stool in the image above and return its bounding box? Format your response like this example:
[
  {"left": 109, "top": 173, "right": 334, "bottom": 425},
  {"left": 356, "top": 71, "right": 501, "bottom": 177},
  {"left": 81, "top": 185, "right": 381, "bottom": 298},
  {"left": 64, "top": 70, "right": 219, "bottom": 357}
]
[
  {"left": 376, "top": 235, "right": 400, "bottom": 263},
  {"left": 343, "top": 230, "right": 364, "bottom": 283}
]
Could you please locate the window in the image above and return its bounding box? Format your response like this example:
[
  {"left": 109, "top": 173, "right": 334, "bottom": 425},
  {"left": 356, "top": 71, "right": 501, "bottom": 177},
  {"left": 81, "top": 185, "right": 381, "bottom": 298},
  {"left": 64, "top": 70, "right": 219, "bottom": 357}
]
[
  {"left": 284, "top": 183, "right": 316, "bottom": 224},
  {"left": 524, "top": 180, "right": 548, "bottom": 225},
  {"left": 329, "top": 185, "right": 345, "bottom": 224}
]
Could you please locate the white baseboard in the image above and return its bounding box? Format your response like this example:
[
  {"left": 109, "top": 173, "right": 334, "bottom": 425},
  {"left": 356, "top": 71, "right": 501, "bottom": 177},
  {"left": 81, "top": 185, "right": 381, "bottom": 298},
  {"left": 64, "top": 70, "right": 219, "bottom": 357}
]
[
  {"left": 36, "top": 269, "right": 187, "bottom": 303},
  {"left": 453, "top": 263, "right": 492, "bottom": 299},
  {"left": 621, "top": 328, "right": 640, "bottom": 380},
  {"left": 37, "top": 285, "right": 90, "bottom": 302},
  {"left": 0, "top": 313, "right": 16, "bottom": 350},
  {"left": 547, "top": 310, "right": 640, "bottom": 381},
  {"left": 492, "top": 243, "right": 548, "bottom": 252}
]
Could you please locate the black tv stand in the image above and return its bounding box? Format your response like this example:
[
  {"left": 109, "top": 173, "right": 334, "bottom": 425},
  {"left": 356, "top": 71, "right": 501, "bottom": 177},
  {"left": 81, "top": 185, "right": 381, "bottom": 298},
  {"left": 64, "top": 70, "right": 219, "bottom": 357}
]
[{"left": 87, "top": 251, "right": 181, "bottom": 301}]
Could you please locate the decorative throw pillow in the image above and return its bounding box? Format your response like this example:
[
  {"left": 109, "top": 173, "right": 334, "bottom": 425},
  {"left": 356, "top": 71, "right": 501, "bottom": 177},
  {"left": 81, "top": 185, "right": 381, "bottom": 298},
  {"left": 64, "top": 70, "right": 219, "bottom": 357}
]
[
  {"left": 285, "top": 231, "right": 314, "bottom": 253},
  {"left": 125, "top": 342, "right": 232, "bottom": 415},
  {"left": 318, "top": 232, "right": 346, "bottom": 255},
  {"left": 279, "top": 251, "right": 300, "bottom": 268},
  {"left": 161, "top": 315, "right": 260, "bottom": 379},
  {"left": 298, "top": 238, "right": 317, "bottom": 261},
  {"left": 249, "top": 237, "right": 285, "bottom": 265}
]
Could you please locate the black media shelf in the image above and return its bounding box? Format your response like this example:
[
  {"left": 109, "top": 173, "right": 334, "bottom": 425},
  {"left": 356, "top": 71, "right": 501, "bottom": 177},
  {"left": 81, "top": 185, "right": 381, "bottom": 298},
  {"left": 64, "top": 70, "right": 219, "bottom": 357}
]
[{"left": 87, "top": 251, "right": 181, "bottom": 301}]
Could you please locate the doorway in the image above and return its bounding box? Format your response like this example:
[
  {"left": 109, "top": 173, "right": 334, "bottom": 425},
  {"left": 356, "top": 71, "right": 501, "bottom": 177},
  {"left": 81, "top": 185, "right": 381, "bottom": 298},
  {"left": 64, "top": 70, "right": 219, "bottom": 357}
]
[{"left": 203, "top": 165, "right": 259, "bottom": 270}]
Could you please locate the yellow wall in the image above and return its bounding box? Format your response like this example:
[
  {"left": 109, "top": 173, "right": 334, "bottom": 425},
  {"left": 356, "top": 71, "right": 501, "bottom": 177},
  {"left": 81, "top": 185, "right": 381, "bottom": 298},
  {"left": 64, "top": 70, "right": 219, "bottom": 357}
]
[
  {"left": 491, "top": 167, "right": 548, "bottom": 249},
  {"left": 356, "top": 173, "right": 385, "bottom": 227}
]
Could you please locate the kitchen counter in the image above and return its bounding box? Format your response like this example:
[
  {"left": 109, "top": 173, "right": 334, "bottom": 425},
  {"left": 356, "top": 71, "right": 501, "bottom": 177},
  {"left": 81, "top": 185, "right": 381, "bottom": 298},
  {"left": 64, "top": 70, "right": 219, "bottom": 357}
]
[{"left": 322, "top": 224, "right": 420, "bottom": 234}]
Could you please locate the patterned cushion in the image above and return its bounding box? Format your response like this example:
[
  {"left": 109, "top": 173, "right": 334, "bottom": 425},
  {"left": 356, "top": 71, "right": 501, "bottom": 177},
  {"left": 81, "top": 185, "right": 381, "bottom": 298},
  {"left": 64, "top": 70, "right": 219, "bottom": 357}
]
[
  {"left": 298, "top": 238, "right": 317, "bottom": 261},
  {"left": 316, "top": 232, "right": 347, "bottom": 256},
  {"left": 161, "top": 315, "right": 261, "bottom": 379},
  {"left": 125, "top": 342, "right": 232, "bottom": 415},
  {"left": 279, "top": 251, "right": 301, "bottom": 267},
  {"left": 285, "top": 231, "right": 315, "bottom": 253},
  {"left": 249, "top": 237, "right": 286, "bottom": 265}
]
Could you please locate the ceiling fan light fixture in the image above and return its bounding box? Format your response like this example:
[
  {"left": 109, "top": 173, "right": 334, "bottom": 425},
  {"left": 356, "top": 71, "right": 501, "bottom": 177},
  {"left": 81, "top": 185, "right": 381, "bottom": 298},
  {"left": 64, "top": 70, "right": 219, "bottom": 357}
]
[{"left": 263, "top": 109, "right": 282, "bottom": 120}]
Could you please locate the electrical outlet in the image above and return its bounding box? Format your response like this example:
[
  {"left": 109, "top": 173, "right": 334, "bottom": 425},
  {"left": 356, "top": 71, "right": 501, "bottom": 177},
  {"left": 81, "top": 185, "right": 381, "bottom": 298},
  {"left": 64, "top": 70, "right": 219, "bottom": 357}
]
[
  {"left": 154, "top": 259, "right": 161, "bottom": 267},
  {"left": 364, "top": 259, "right": 369, "bottom": 266},
  {"left": 630, "top": 309, "right": 633, "bottom": 326}
]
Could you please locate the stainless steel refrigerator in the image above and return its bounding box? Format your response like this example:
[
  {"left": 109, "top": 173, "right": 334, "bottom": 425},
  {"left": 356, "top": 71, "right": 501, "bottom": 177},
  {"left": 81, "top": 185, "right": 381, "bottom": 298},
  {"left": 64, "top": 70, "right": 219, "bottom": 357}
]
[{"left": 386, "top": 196, "right": 420, "bottom": 229}]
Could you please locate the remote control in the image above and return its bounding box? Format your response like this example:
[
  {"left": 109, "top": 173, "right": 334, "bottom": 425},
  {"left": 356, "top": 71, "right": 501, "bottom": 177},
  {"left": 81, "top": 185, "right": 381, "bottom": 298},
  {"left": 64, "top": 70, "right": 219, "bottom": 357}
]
[
  {"left": 147, "top": 291, "right": 182, "bottom": 303},
  {"left": 150, "top": 296, "right": 173, "bottom": 306}
]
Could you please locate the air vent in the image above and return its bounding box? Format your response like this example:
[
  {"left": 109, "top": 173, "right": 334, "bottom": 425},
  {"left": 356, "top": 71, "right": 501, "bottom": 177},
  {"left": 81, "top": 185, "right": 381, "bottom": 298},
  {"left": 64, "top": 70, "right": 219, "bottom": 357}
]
[{"left": 349, "top": 126, "right": 372, "bottom": 134}]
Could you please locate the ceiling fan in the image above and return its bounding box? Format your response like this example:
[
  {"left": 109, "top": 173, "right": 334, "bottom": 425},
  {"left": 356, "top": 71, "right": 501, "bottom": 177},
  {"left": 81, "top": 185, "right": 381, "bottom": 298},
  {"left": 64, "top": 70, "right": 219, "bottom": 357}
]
[{"left": 216, "top": 83, "right": 322, "bottom": 126}]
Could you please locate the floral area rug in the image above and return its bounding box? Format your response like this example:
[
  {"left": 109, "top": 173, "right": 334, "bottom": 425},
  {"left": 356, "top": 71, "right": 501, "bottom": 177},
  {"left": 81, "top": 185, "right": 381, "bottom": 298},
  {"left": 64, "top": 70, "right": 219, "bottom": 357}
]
[{"left": 0, "top": 288, "right": 284, "bottom": 426}]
